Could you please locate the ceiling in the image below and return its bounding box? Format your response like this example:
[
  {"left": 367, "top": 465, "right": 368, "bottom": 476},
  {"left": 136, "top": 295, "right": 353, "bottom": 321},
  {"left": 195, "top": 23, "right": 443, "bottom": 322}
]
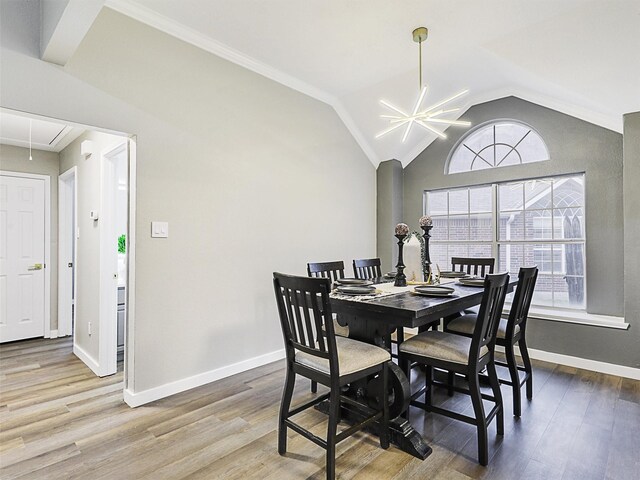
[
  {"left": 106, "top": 0, "right": 640, "bottom": 166},
  {"left": 0, "top": 110, "right": 84, "bottom": 153}
]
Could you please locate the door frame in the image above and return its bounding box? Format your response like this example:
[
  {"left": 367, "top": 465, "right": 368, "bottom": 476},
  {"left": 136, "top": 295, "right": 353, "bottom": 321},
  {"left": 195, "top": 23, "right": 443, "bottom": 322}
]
[
  {"left": 99, "top": 141, "right": 128, "bottom": 377},
  {"left": 58, "top": 166, "right": 77, "bottom": 338},
  {"left": 0, "top": 170, "right": 51, "bottom": 338}
]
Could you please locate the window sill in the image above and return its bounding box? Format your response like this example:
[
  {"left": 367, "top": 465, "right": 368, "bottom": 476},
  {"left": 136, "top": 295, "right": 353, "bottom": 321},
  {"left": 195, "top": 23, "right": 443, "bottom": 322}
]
[{"left": 503, "top": 304, "right": 629, "bottom": 330}]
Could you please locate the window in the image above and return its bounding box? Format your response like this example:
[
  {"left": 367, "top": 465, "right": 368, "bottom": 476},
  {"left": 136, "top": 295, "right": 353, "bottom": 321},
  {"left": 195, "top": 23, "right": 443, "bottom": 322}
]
[
  {"left": 447, "top": 121, "right": 549, "bottom": 174},
  {"left": 425, "top": 174, "right": 586, "bottom": 309}
]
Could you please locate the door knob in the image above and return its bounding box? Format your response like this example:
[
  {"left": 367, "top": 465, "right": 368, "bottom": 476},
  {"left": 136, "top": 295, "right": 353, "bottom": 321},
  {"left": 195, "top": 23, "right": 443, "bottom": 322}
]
[{"left": 28, "top": 263, "right": 43, "bottom": 271}]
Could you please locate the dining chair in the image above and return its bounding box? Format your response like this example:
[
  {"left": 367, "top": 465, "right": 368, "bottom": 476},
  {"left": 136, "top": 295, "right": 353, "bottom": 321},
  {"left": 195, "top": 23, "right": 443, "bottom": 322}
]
[
  {"left": 307, "top": 261, "right": 345, "bottom": 283},
  {"left": 273, "top": 272, "right": 390, "bottom": 480},
  {"left": 307, "top": 261, "right": 349, "bottom": 393},
  {"left": 352, "top": 258, "right": 382, "bottom": 280},
  {"left": 399, "top": 272, "right": 509, "bottom": 466},
  {"left": 451, "top": 256, "right": 495, "bottom": 277},
  {"left": 444, "top": 266, "right": 538, "bottom": 416}
]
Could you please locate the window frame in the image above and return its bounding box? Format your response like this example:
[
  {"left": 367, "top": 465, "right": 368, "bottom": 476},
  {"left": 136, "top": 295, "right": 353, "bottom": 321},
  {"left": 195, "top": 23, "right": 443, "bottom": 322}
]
[
  {"left": 445, "top": 119, "right": 550, "bottom": 175},
  {"left": 423, "top": 172, "right": 587, "bottom": 311}
]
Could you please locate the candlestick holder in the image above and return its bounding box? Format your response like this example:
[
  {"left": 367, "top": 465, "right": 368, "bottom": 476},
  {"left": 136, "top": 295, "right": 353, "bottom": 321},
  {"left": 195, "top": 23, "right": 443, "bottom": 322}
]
[
  {"left": 420, "top": 224, "right": 433, "bottom": 282},
  {"left": 394, "top": 234, "right": 407, "bottom": 287}
]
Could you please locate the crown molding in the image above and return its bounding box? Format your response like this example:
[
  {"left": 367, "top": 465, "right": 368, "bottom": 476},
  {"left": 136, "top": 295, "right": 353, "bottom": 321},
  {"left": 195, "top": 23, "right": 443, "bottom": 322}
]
[{"left": 104, "top": 0, "right": 379, "bottom": 167}]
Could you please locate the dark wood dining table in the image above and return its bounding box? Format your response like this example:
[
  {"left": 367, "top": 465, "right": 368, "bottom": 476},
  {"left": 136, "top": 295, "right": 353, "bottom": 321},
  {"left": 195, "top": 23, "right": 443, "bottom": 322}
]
[{"left": 326, "top": 277, "right": 517, "bottom": 460}]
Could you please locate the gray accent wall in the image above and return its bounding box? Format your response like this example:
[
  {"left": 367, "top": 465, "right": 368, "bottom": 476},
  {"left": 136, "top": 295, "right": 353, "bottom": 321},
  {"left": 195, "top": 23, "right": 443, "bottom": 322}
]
[
  {"left": 0, "top": 144, "right": 59, "bottom": 332},
  {"left": 376, "top": 160, "right": 403, "bottom": 273},
  {"left": 400, "top": 96, "right": 639, "bottom": 369}
]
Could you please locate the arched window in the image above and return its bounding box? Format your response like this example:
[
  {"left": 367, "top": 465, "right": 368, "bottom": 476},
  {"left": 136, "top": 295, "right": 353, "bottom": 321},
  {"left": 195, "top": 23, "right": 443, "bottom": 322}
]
[{"left": 447, "top": 120, "right": 549, "bottom": 174}]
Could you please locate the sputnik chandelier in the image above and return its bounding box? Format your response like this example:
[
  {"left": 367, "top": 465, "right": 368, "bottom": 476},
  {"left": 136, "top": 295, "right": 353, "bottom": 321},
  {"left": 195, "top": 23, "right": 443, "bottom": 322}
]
[{"left": 377, "top": 27, "right": 471, "bottom": 142}]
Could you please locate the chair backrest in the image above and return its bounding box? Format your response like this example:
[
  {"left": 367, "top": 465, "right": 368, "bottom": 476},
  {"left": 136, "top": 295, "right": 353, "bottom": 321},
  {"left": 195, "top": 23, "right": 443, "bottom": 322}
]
[
  {"left": 352, "top": 258, "right": 382, "bottom": 279},
  {"left": 273, "top": 272, "right": 338, "bottom": 375},
  {"left": 505, "top": 266, "right": 538, "bottom": 338},
  {"left": 451, "top": 257, "right": 495, "bottom": 277},
  {"left": 307, "top": 261, "right": 345, "bottom": 282},
  {"left": 471, "top": 272, "right": 510, "bottom": 359}
]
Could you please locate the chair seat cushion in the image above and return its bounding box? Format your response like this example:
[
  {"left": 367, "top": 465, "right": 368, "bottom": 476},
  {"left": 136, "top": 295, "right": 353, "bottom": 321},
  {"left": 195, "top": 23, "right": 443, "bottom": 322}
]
[
  {"left": 447, "top": 314, "right": 519, "bottom": 339},
  {"left": 295, "top": 337, "right": 390, "bottom": 377},
  {"left": 399, "top": 330, "right": 488, "bottom": 365}
]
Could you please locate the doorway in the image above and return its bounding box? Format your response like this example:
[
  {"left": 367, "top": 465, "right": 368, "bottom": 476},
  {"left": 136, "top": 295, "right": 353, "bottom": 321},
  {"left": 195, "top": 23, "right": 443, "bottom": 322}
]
[
  {"left": 58, "top": 167, "right": 76, "bottom": 338},
  {"left": 99, "top": 142, "right": 129, "bottom": 376}
]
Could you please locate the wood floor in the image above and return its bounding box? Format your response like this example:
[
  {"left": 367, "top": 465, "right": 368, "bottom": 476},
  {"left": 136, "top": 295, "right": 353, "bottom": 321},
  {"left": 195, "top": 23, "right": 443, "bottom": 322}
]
[{"left": 1, "top": 337, "right": 639, "bottom": 480}]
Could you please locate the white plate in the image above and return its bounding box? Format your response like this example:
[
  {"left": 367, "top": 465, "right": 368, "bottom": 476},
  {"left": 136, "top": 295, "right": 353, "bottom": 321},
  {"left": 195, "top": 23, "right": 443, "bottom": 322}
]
[
  {"left": 458, "top": 278, "right": 485, "bottom": 287},
  {"left": 336, "top": 286, "right": 376, "bottom": 295},
  {"left": 412, "top": 290, "right": 454, "bottom": 297},
  {"left": 439, "top": 271, "right": 468, "bottom": 278},
  {"left": 335, "top": 278, "right": 373, "bottom": 286},
  {"left": 414, "top": 286, "right": 455, "bottom": 294}
]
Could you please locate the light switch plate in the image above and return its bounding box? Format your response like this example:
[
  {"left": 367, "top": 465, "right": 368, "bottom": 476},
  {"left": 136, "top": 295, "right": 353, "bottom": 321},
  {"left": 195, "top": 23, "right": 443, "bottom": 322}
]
[{"left": 151, "top": 221, "right": 169, "bottom": 238}]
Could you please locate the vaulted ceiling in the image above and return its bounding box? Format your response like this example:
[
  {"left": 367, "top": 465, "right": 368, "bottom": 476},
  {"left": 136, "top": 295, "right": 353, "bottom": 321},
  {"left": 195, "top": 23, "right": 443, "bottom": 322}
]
[{"left": 102, "top": 1, "right": 640, "bottom": 166}]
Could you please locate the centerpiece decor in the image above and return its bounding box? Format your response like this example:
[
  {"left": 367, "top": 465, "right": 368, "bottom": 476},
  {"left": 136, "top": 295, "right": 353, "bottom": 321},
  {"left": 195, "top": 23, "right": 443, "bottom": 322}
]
[
  {"left": 394, "top": 223, "right": 409, "bottom": 287},
  {"left": 419, "top": 216, "right": 433, "bottom": 282}
]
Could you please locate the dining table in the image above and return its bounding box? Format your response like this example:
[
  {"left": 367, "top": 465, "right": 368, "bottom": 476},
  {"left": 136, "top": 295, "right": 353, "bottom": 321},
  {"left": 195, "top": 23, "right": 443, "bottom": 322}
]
[{"left": 323, "top": 276, "right": 518, "bottom": 460}]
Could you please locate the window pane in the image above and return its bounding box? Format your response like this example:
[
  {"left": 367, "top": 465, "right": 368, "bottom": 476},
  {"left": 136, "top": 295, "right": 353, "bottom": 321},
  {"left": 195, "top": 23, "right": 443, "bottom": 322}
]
[
  {"left": 499, "top": 183, "right": 523, "bottom": 211},
  {"left": 525, "top": 179, "right": 552, "bottom": 208},
  {"left": 530, "top": 243, "right": 553, "bottom": 274},
  {"left": 553, "top": 208, "right": 584, "bottom": 239},
  {"left": 447, "top": 244, "right": 469, "bottom": 262},
  {"left": 553, "top": 177, "right": 584, "bottom": 208},
  {"left": 498, "top": 244, "right": 524, "bottom": 274},
  {"left": 526, "top": 210, "right": 553, "bottom": 240},
  {"left": 427, "top": 191, "right": 448, "bottom": 216},
  {"left": 449, "top": 190, "right": 468, "bottom": 214},
  {"left": 448, "top": 215, "right": 469, "bottom": 241},
  {"left": 429, "top": 244, "right": 448, "bottom": 269},
  {"left": 499, "top": 211, "right": 524, "bottom": 241},
  {"left": 430, "top": 216, "right": 448, "bottom": 240},
  {"left": 470, "top": 213, "right": 492, "bottom": 241},
  {"left": 533, "top": 274, "right": 554, "bottom": 306},
  {"left": 468, "top": 243, "right": 492, "bottom": 260},
  {"left": 469, "top": 186, "right": 492, "bottom": 213}
]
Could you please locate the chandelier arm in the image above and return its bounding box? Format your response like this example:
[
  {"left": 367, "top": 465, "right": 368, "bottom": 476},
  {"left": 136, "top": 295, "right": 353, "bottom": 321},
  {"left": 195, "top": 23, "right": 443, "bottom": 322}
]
[
  {"left": 375, "top": 119, "right": 411, "bottom": 139},
  {"left": 421, "top": 118, "right": 471, "bottom": 127},
  {"left": 415, "top": 120, "right": 447, "bottom": 139}
]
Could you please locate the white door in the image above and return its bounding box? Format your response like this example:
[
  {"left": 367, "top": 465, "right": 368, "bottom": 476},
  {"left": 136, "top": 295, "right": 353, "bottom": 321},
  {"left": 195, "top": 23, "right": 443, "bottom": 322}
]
[{"left": 0, "top": 174, "right": 46, "bottom": 342}]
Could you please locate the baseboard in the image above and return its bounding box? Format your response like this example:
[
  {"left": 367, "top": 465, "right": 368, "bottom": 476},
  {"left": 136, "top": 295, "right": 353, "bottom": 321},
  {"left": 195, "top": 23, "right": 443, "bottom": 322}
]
[
  {"left": 502, "top": 345, "right": 640, "bottom": 380},
  {"left": 73, "top": 343, "right": 101, "bottom": 376},
  {"left": 123, "top": 348, "right": 286, "bottom": 408}
]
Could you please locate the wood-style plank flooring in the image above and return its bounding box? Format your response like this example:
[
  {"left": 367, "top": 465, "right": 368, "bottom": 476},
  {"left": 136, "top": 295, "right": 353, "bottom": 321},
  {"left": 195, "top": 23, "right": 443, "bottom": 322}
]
[{"left": 1, "top": 337, "right": 639, "bottom": 479}]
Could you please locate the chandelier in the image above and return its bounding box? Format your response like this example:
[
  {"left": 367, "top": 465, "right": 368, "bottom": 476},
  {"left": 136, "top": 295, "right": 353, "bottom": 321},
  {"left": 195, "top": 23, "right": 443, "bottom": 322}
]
[{"left": 376, "top": 27, "right": 471, "bottom": 142}]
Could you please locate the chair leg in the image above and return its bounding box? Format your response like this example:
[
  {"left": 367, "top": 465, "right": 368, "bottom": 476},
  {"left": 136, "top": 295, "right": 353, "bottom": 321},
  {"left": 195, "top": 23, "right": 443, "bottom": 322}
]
[
  {"left": 519, "top": 336, "right": 534, "bottom": 400},
  {"left": 505, "top": 342, "right": 521, "bottom": 417},
  {"left": 426, "top": 365, "right": 433, "bottom": 407},
  {"left": 447, "top": 370, "right": 455, "bottom": 396},
  {"left": 469, "top": 370, "right": 488, "bottom": 466},
  {"left": 278, "top": 368, "right": 295, "bottom": 455},
  {"left": 326, "top": 384, "right": 340, "bottom": 480},
  {"left": 311, "top": 380, "right": 317, "bottom": 393},
  {"left": 487, "top": 361, "right": 504, "bottom": 436},
  {"left": 380, "top": 362, "right": 390, "bottom": 449}
]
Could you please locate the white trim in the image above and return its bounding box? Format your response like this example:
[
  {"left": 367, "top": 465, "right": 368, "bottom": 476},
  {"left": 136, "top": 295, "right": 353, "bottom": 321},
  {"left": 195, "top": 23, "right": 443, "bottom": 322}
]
[
  {"left": 0, "top": 170, "right": 51, "bottom": 339},
  {"left": 125, "top": 137, "right": 136, "bottom": 393},
  {"left": 505, "top": 305, "right": 629, "bottom": 330},
  {"left": 98, "top": 142, "right": 128, "bottom": 377},
  {"left": 123, "top": 348, "right": 286, "bottom": 407},
  {"left": 510, "top": 346, "right": 640, "bottom": 381},
  {"left": 73, "top": 342, "right": 101, "bottom": 376},
  {"left": 104, "top": 0, "right": 378, "bottom": 167},
  {"left": 48, "top": 329, "right": 58, "bottom": 339},
  {"left": 58, "top": 166, "right": 77, "bottom": 338}
]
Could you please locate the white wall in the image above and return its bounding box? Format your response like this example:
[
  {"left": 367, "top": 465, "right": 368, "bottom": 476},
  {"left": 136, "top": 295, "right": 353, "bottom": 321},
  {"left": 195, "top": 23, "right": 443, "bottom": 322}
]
[
  {"left": 0, "top": 4, "right": 376, "bottom": 398},
  {"left": 59, "top": 131, "right": 125, "bottom": 364},
  {"left": 0, "top": 144, "right": 59, "bottom": 332}
]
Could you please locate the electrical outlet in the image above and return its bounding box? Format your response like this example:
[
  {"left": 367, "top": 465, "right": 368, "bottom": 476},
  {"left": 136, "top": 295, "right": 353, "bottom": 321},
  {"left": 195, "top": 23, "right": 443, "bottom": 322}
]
[{"left": 88, "top": 322, "right": 92, "bottom": 336}]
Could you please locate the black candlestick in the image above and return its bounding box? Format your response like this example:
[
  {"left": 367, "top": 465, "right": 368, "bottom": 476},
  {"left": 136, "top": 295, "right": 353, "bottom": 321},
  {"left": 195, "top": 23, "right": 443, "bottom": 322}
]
[
  {"left": 394, "top": 234, "right": 407, "bottom": 287},
  {"left": 420, "top": 225, "right": 433, "bottom": 281}
]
